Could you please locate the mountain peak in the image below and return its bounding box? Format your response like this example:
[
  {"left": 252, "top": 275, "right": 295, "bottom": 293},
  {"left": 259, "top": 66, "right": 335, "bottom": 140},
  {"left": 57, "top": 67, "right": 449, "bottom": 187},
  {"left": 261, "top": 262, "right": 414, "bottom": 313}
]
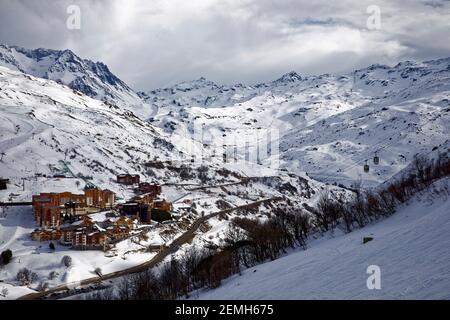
[
  {"left": 275, "top": 71, "right": 302, "bottom": 83},
  {"left": 0, "top": 44, "right": 150, "bottom": 117},
  {"left": 172, "top": 77, "right": 219, "bottom": 91}
]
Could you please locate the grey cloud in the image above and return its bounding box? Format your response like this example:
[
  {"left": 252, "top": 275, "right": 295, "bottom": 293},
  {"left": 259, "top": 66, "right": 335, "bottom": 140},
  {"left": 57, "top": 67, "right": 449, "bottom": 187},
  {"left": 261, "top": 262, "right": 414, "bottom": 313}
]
[{"left": 0, "top": 0, "right": 449, "bottom": 90}]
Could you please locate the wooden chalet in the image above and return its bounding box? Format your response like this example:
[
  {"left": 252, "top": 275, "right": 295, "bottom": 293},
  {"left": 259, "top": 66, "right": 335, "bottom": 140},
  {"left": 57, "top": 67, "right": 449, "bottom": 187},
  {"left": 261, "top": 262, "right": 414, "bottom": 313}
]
[
  {"left": 116, "top": 174, "right": 140, "bottom": 185},
  {"left": 60, "top": 216, "right": 108, "bottom": 250},
  {"left": 72, "top": 228, "right": 107, "bottom": 251},
  {"left": 105, "top": 225, "right": 130, "bottom": 242},
  {"left": 154, "top": 199, "right": 173, "bottom": 212},
  {"left": 138, "top": 183, "right": 161, "bottom": 197},
  {"left": 130, "top": 193, "right": 154, "bottom": 206},
  {"left": 31, "top": 228, "right": 62, "bottom": 241}
]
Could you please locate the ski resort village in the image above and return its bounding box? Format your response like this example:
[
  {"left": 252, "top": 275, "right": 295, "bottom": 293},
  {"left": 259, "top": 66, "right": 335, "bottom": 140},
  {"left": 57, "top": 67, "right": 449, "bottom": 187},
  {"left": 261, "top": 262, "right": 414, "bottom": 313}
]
[{"left": 0, "top": 41, "right": 449, "bottom": 300}]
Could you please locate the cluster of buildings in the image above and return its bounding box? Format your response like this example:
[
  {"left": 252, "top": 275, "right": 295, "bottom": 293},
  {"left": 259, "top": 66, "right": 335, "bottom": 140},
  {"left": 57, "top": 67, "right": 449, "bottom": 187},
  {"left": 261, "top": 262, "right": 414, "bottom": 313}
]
[
  {"left": 116, "top": 174, "right": 172, "bottom": 223},
  {"left": 32, "top": 214, "right": 135, "bottom": 251},
  {"left": 30, "top": 175, "right": 173, "bottom": 251}
]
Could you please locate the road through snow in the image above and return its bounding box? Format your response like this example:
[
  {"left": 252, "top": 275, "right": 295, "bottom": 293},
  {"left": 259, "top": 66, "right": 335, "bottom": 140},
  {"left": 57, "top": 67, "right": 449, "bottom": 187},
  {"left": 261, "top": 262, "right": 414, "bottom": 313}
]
[{"left": 0, "top": 108, "right": 49, "bottom": 154}]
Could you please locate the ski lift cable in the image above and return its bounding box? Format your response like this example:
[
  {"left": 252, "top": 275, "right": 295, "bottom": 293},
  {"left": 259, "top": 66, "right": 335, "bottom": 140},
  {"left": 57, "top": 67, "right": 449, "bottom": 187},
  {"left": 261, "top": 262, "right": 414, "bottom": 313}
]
[{"left": 307, "top": 111, "right": 443, "bottom": 179}]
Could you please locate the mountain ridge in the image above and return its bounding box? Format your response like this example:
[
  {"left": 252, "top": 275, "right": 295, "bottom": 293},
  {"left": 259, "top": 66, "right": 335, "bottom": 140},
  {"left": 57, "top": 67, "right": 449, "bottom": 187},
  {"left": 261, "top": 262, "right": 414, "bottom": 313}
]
[
  {"left": 0, "top": 43, "right": 153, "bottom": 118},
  {"left": 1, "top": 43, "right": 449, "bottom": 188}
]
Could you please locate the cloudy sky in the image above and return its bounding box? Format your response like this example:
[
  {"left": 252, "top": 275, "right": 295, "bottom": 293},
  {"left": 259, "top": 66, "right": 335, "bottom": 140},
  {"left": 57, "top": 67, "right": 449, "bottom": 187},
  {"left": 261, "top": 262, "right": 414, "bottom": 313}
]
[{"left": 0, "top": 0, "right": 449, "bottom": 90}]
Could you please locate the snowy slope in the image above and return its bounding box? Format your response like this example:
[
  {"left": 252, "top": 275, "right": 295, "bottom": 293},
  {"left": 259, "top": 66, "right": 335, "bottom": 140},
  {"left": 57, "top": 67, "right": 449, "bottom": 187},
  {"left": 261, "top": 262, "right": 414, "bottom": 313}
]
[
  {"left": 2, "top": 43, "right": 448, "bottom": 189},
  {"left": 0, "top": 44, "right": 152, "bottom": 118},
  {"left": 0, "top": 62, "right": 338, "bottom": 204},
  {"left": 0, "top": 66, "right": 177, "bottom": 197},
  {"left": 142, "top": 58, "right": 450, "bottom": 187},
  {"left": 194, "top": 178, "right": 450, "bottom": 300}
]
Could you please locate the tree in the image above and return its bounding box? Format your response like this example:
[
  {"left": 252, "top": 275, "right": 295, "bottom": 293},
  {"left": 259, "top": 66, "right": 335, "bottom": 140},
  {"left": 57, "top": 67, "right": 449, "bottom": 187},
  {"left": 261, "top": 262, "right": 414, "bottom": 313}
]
[
  {"left": 1, "top": 249, "right": 12, "bottom": 265},
  {"left": 16, "top": 268, "right": 38, "bottom": 286},
  {"left": 151, "top": 209, "right": 172, "bottom": 222},
  {"left": 412, "top": 154, "right": 428, "bottom": 183},
  {"left": 95, "top": 267, "right": 103, "bottom": 277},
  {"left": 37, "top": 282, "right": 49, "bottom": 292},
  {"left": 61, "top": 255, "right": 72, "bottom": 268},
  {"left": 197, "top": 165, "right": 209, "bottom": 183},
  {"left": 85, "top": 287, "right": 115, "bottom": 300},
  {"left": 0, "top": 287, "right": 8, "bottom": 297}
]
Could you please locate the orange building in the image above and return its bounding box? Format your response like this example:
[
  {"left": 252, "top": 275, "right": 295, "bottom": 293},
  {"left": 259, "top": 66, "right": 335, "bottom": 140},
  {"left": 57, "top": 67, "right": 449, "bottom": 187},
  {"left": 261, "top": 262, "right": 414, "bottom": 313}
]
[
  {"left": 32, "top": 188, "right": 115, "bottom": 228},
  {"left": 154, "top": 199, "right": 173, "bottom": 212},
  {"left": 130, "top": 194, "right": 154, "bottom": 206},
  {"left": 72, "top": 228, "right": 107, "bottom": 250},
  {"left": 84, "top": 187, "right": 115, "bottom": 208},
  {"left": 138, "top": 183, "right": 161, "bottom": 197},
  {"left": 31, "top": 228, "right": 62, "bottom": 241},
  {"left": 117, "top": 174, "right": 140, "bottom": 185}
]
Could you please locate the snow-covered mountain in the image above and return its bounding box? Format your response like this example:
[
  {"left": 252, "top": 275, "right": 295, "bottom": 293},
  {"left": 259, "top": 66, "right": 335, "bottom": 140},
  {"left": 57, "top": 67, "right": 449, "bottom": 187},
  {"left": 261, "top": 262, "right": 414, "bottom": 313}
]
[
  {"left": 0, "top": 44, "right": 152, "bottom": 118},
  {"left": 142, "top": 57, "right": 450, "bottom": 187},
  {"left": 0, "top": 65, "right": 332, "bottom": 205},
  {"left": 0, "top": 64, "right": 342, "bottom": 300},
  {"left": 0, "top": 66, "right": 174, "bottom": 187},
  {"left": 1, "top": 44, "right": 448, "bottom": 190}
]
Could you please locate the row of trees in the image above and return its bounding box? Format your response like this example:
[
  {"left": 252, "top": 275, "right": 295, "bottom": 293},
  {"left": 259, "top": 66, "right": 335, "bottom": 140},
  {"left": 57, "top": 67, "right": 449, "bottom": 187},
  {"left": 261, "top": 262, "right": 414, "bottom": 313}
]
[
  {"left": 227, "top": 210, "right": 310, "bottom": 266},
  {"left": 312, "top": 153, "right": 450, "bottom": 233}
]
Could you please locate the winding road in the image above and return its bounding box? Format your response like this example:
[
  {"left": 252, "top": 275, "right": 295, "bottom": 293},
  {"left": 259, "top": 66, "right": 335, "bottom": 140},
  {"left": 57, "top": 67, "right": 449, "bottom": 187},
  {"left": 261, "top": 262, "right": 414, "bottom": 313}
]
[{"left": 0, "top": 109, "right": 49, "bottom": 155}]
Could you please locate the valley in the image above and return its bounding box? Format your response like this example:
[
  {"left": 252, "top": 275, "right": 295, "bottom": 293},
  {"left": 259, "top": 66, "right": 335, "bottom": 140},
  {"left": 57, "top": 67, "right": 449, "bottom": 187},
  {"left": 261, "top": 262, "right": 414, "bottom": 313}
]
[{"left": 0, "top": 44, "right": 449, "bottom": 300}]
